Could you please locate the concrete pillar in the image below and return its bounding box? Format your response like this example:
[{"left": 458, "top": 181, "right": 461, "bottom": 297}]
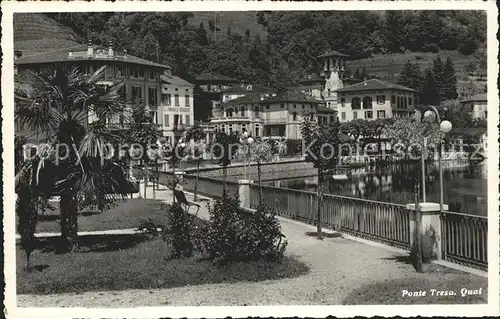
[
  {"left": 238, "top": 179, "right": 253, "bottom": 209},
  {"left": 406, "top": 202, "right": 448, "bottom": 261}
]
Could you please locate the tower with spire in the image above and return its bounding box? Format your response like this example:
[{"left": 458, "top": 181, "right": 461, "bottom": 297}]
[{"left": 317, "top": 50, "right": 349, "bottom": 110}]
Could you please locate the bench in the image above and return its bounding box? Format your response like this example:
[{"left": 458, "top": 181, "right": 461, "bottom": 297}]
[{"left": 174, "top": 189, "right": 201, "bottom": 216}]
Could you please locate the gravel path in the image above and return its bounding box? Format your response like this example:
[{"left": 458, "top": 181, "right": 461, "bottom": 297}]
[{"left": 17, "top": 187, "right": 486, "bottom": 307}]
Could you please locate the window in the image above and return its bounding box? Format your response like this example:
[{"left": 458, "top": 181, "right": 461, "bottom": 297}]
[
  {"left": 174, "top": 94, "right": 180, "bottom": 106},
  {"left": 241, "top": 107, "right": 246, "bottom": 116},
  {"left": 84, "top": 65, "right": 92, "bottom": 75},
  {"left": 376, "top": 95, "right": 385, "bottom": 104},
  {"left": 341, "top": 112, "right": 346, "bottom": 120},
  {"left": 302, "top": 105, "right": 305, "bottom": 109},
  {"left": 293, "top": 104, "right": 296, "bottom": 108},
  {"left": 229, "top": 124, "right": 233, "bottom": 134},
  {"left": 377, "top": 110, "right": 386, "bottom": 118},
  {"left": 403, "top": 97, "right": 407, "bottom": 109},
  {"left": 133, "top": 68, "right": 139, "bottom": 78},
  {"left": 148, "top": 88, "right": 157, "bottom": 106},
  {"left": 119, "top": 86, "right": 127, "bottom": 100},
  {"left": 362, "top": 97, "right": 373, "bottom": 109},
  {"left": 330, "top": 116, "right": 335, "bottom": 123},
  {"left": 185, "top": 95, "right": 190, "bottom": 107},
  {"left": 391, "top": 95, "right": 396, "bottom": 104},
  {"left": 139, "top": 68, "right": 144, "bottom": 78},
  {"left": 409, "top": 97, "right": 413, "bottom": 105},
  {"left": 397, "top": 96, "right": 401, "bottom": 108},
  {"left": 328, "top": 88, "right": 331, "bottom": 97},
  {"left": 132, "top": 86, "right": 142, "bottom": 101},
  {"left": 162, "top": 93, "right": 171, "bottom": 106},
  {"left": 254, "top": 105, "right": 260, "bottom": 117},
  {"left": 280, "top": 103, "right": 285, "bottom": 109},
  {"left": 341, "top": 98, "right": 345, "bottom": 107},
  {"left": 266, "top": 104, "right": 270, "bottom": 109},
  {"left": 185, "top": 115, "right": 190, "bottom": 125},
  {"left": 149, "top": 71, "right": 155, "bottom": 80},
  {"left": 353, "top": 111, "right": 358, "bottom": 119},
  {"left": 226, "top": 108, "right": 234, "bottom": 117},
  {"left": 221, "top": 124, "right": 226, "bottom": 133},
  {"left": 164, "top": 114, "right": 170, "bottom": 127},
  {"left": 118, "top": 64, "right": 124, "bottom": 76},
  {"left": 293, "top": 112, "right": 298, "bottom": 121},
  {"left": 365, "top": 111, "right": 373, "bottom": 119},
  {"left": 255, "top": 125, "right": 260, "bottom": 137},
  {"left": 352, "top": 97, "right": 361, "bottom": 109},
  {"left": 242, "top": 124, "right": 247, "bottom": 132}
]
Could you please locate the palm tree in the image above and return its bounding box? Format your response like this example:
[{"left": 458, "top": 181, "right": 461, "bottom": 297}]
[{"left": 15, "top": 63, "right": 128, "bottom": 251}]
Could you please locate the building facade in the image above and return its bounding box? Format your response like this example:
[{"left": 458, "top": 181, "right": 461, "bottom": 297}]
[
  {"left": 334, "top": 79, "right": 418, "bottom": 122},
  {"left": 210, "top": 91, "right": 336, "bottom": 140},
  {"left": 459, "top": 93, "right": 487, "bottom": 119},
  {"left": 14, "top": 41, "right": 170, "bottom": 142},
  {"left": 160, "top": 72, "right": 195, "bottom": 144}
]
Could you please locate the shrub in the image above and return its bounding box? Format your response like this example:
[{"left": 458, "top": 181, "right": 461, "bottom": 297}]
[
  {"left": 194, "top": 196, "right": 287, "bottom": 265},
  {"left": 164, "top": 203, "right": 195, "bottom": 258}
]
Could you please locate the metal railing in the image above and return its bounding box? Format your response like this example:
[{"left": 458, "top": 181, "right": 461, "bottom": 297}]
[
  {"left": 250, "top": 184, "right": 411, "bottom": 250},
  {"left": 157, "top": 171, "right": 238, "bottom": 198},
  {"left": 440, "top": 211, "right": 488, "bottom": 270}
]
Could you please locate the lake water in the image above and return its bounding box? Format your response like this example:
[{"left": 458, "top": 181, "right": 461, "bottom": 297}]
[{"left": 266, "top": 161, "right": 488, "bottom": 216}]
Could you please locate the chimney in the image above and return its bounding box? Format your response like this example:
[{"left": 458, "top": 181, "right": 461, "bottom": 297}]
[
  {"left": 87, "top": 39, "right": 94, "bottom": 56},
  {"left": 14, "top": 50, "right": 22, "bottom": 60},
  {"left": 108, "top": 40, "right": 114, "bottom": 56}
]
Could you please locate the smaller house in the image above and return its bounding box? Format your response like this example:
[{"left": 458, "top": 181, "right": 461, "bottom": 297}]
[{"left": 459, "top": 93, "right": 487, "bottom": 119}]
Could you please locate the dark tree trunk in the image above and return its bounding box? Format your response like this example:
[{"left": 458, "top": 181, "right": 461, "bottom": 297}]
[
  {"left": 60, "top": 192, "right": 78, "bottom": 252},
  {"left": 258, "top": 161, "right": 262, "bottom": 205},
  {"left": 194, "top": 161, "right": 200, "bottom": 201},
  {"left": 222, "top": 165, "right": 227, "bottom": 196},
  {"left": 317, "top": 167, "right": 323, "bottom": 240}
]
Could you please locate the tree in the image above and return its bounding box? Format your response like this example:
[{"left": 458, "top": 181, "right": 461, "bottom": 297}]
[
  {"left": 398, "top": 60, "right": 423, "bottom": 92},
  {"left": 185, "top": 123, "right": 207, "bottom": 201},
  {"left": 442, "top": 57, "right": 458, "bottom": 100},
  {"left": 15, "top": 64, "right": 128, "bottom": 251},
  {"left": 250, "top": 140, "right": 274, "bottom": 205},
  {"left": 340, "top": 119, "right": 369, "bottom": 156},
  {"left": 211, "top": 131, "right": 239, "bottom": 195},
  {"left": 432, "top": 55, "right": 445, "bottom": 100},
  {"left": 420, "top": 68, "right": 441, "bottom": 106},
  {"left": 301, "top": 112, "right": 341, "bottom": 240}
]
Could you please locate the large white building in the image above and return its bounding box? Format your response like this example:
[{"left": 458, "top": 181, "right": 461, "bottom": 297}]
[
  {"left": 160, "top": 72, "right": 195, "bottom": 144},
  {"left": 334, "top": 79, "right": 418, "bottom": 122}
]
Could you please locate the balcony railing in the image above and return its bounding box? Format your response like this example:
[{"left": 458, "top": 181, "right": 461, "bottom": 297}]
[{"left": 172, "top": 124, "right": 189, "bottom": 131}]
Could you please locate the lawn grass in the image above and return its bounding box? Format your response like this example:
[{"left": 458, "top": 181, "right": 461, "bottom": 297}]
[
  {"left": 31, "top": 198, "right": 171, "bottom": 233},
  {"left": 342, "top": 263, "right": 487, "bottom": 304},
  {"left": 17, "top": 237, "right": 309, "bottom": 295}
]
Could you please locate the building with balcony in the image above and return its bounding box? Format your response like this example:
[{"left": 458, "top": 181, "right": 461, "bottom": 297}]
[
  {"left": 160, "top": 73, "right": 195, "bottom": 144},
  {"left": 221, "top": 83, "right": 275, "bottom": 103},
  {"left": 459, "top": 93, "right": 487, "bottom": 119},
  {"left": 14, "top": 40, "right": 170, "bottom": 142},
  {"left": 210, "top": 90, "right": 336, "bottom": 140},
  {"left": 334, "top": 79, "right": 418, "bottom": 122},
  {"left": 194, "top": 72, "right": 240, "bottom": 122}
]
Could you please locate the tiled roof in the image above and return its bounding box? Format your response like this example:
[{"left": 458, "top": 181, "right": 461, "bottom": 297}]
[
  {"left": 334, "top": 78, "right": 417, "bottom": 93},
  {"left": 460, "top": 93, "right": 487, "bottom": 103},
  {"left": 195, "top": 72, "right": 239, "bottom": 83},
  {"left": 223, "top": 84, "right": 275, "bottom": 94},
  {"left": 318, "top": 50, "right": 349, "bottom": 58},
  {"left": 263, "top": 90, "right": 320, "bottom": 104},
  {"left": 161, "top": 74, "right": 194, "bottom": 86},
  {"left": 15, "top": 46, "right": 170, "bottom": 69},
  {"left": 224, "top": 93, "right": 265, "bottom": 106}
]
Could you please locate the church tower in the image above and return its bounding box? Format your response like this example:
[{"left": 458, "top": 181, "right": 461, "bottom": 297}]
[{"left": 318, "top": 50, "right": 348, "bottom": 110}]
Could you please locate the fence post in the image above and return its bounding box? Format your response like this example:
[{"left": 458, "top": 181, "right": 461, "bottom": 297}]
[
  {"left": 406, "top": 202, "right": 448, "bottom": 261},
  {"left": 238, "top": 179, "right": 254, "bottom": 209}
]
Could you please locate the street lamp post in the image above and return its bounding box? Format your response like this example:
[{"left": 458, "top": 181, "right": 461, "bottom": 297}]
[
  {"left": 239, "top": 131, "right": 254, "bottom": 180},
  {"left": 422, "top": 106, "right": 453, "bottom": 212}
]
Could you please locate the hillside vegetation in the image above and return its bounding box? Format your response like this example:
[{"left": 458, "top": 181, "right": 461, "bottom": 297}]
[{"left": 15, "top": 11, "right": 485, "bottom": 95}]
